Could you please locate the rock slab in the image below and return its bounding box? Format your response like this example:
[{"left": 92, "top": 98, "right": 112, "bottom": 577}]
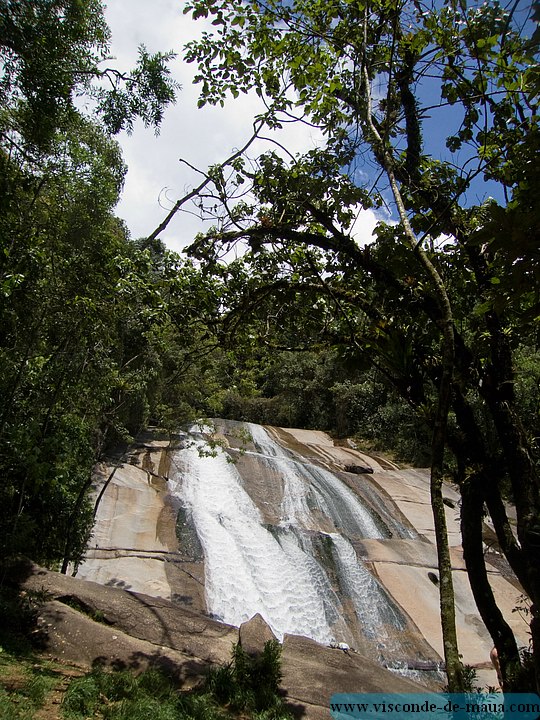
[
  {"left": 7, "top": 561, "right": 431, "bottom": 719},
  {"left": 239, "top": 613, "right": 277, "bottom": 656}
]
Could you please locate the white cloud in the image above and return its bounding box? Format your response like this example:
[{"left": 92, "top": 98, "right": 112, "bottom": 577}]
[
  {"left": 350, "top": 207, "right": 380, "bottom": 247},
  {"left": 348, "top": 203, "right": 399, "bottom": 247},
  {"left": 104, "top": 0, "right": 380, "bottom": 254}
]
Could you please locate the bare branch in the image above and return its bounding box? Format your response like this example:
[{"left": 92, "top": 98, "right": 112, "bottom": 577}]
[{"left": 145, "top": 117, "right": 268, "bottom": 244}]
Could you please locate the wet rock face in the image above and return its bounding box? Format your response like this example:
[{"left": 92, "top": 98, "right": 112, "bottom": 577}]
[{"left": 77, "top": 421, "right": 529, "bottom": 693}]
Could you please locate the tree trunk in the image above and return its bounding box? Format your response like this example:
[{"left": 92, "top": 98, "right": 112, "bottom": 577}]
[
  {"left": 482, "top": 390, "right": 540, "bottom": 691},
  {"left": 60, "top": 471, "right": 95, "bottom": 575},
  {"left": 459, "top": 239, "right": 540, "bottom": 689},
  {"left": 484, "top": 490, "right": 530, "bottom": 596},
  {"left": 451, "top": 385, "right": 530, "bottom": 592},
  {"left": 386, "top": 160, "right": 465, "bottom": 692},
  {"left": 478, "top": 314, "right": 540, "bottom": 691},
  {"left": 460, "top": 472, "right": 522, "bottom": 689}
]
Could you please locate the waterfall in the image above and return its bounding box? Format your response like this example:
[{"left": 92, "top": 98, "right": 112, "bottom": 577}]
[
  {"left": 329, "top": 533, "right": 405, "bottom": 642},
  {"left": 173, "top": 437, "right": 336, "bottom": 643},
  {"left": 246, "top": 423, "right": 313, "bottom": 527},
  {"left": 171, "top": 422, "right": 413, "bottom": 656},
  {"left": 246, "top": 422, "right": 385, "bottom": 538}
]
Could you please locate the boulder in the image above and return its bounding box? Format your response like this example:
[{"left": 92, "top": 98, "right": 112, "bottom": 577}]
[
  {"left": 239, "top": 613, "right": 277, "bottom": 656},
  {"left": 343, "top": 464, "right": 374, "bottom": 475},
  {"left": 33, "top": 600, "right": 206, "bottom": 686},
  {"left": 280, "top": 634, "right": 426, "bottom": 719},
  {"left": 8, "top": 560, "right": 237, "bottom": 667},
  {"left": 3, "top": 561, "right": 435, "bottom": 720}
]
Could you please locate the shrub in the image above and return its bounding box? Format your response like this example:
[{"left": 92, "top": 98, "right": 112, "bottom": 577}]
[{"left": 62, "top": 640, "right": 293, "bottom": 720}]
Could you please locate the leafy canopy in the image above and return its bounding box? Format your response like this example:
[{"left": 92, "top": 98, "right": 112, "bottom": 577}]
[{"left": 0, "top": 0, "right": 180, "bottom": 149}]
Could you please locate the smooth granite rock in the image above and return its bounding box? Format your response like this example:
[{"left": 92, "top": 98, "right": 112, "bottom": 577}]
[
  {"left": 7, "top": 561, "right": 435, "bottom": 719},
  {"left": 239, "top": 613, "right": 277, "bottom": 656}
]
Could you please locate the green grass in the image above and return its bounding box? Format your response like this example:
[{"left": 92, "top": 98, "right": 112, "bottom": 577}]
[
  {"left": 0, "top": 584, "right": 59, "bottom": 718},
  {"left": 0, "top": 584, "right": 293, "bottom": 720},
  {"left": 61, "top": 642, "right": 294, "bottom": 720},
  {"left": 0, "top": 639, "right": 63, "bottom": 720},
  {"left": 61, "top": 666, "right": 185, "bottom": 720}
]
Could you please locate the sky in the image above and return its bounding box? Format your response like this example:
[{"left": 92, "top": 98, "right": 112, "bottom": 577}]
[
  {"left": 103, "top": 0, "right": 531, "bottom": 254},
  {"left": 103, "top": 0, "right": 383, "bottom": 254}
]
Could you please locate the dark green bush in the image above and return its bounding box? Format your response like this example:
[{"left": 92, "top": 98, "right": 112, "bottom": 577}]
[{"left": 62, "top": 640, "right": 292, "bottom": 720}]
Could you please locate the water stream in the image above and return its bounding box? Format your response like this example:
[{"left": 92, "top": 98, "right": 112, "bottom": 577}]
[{"left": 170, "top": 422, "right": 413, "bottom": 659}]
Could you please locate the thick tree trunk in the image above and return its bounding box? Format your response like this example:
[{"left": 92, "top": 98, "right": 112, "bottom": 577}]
[
  {"left": 482, "top": 391, "right": 540, "bottom": 691},
  {"left": 451, "top": 386, "right": 530, "bottom": 592},
  {"left": 458, "top": 241, "right": 540, "bottom": 689},
  {"left": 477, "top": 312, "right": 540, "bottom": 691},
  {"left": 460, "top": 473, "right": 522, "bottom": 689},
  {"left": 450, "top": 385, "right": 534, "bottom": 687},
  {"left": 484, "top": 490, "right": 530, "bottom": 596}
]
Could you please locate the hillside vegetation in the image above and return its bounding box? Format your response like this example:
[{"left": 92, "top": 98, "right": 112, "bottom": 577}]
[{"left": 1, "top": 0, "right": 539, "bottom": 696}]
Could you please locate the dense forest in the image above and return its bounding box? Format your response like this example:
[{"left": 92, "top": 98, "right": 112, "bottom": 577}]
[{"left": 1, "top": 0, "right": 539, "bottom": 697}]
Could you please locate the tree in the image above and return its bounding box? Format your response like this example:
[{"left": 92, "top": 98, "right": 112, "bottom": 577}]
[
  {"left": 0, "top": 0, "right": 191, "bottom": 569},
  {"left": 0, "top": 0, "right": 179, "bottom": 149},
  {"left": 0, "top": 111, "right": 227, "bottom": 566},
  {"left": 158, "top": 0, "right": 540, "bottom": 691}
]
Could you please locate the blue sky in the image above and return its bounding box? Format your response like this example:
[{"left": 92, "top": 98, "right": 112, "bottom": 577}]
[{"left": 104, "top": 0, "right": 534, "bottom": 250}]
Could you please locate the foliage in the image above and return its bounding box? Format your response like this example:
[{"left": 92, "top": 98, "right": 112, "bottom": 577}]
[
  {"left": 0, "top": 0, "right": 179, "bottom": 149},
  {"left": 206, "top": 640, "right": 288, "bottom": 716},
  {"left": 0, "top": 586, "right": 64, "bottom": 720},
  {"left": 0, "top": 152, "right": 225, "bottom": 565},
  {"left": 178, "top": 0, "right": 540, "bottom": 691},
  {"left": 62, "top": 641, "right": 292, "bottom": 720},
  {"left": 0, "top": 0, "right": 211, "bottom": 571},
  {"left": 0, "top": 0, "right": 538, "bottom": 700},
  {"left": 0, "top": 586, "right": 40, "bottom": 657},
  {"left": 0, "top": 587, "right": 291, "bottom": 720},
  {"left": 62, "top": 667, "right": 183, "bottom": 720},
  {"left": 211, "top": 344, "right": 432, "bottom": 465}
]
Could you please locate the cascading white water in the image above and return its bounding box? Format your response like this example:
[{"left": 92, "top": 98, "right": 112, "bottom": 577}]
[
  {"left": 247, "top": 423, "right": 384, "bottom": 538},
  {"left": 329, "top": 533, "right": 405, "bottom": 642},
  {"left": 174, "top": 437, "right": 336, "bottom": 643},
  {"left": 172, "top": 422, "right": 410, "bottom": 656},
  {"left": 246, "top": 423, "right": 313, "bottom": 527}
]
